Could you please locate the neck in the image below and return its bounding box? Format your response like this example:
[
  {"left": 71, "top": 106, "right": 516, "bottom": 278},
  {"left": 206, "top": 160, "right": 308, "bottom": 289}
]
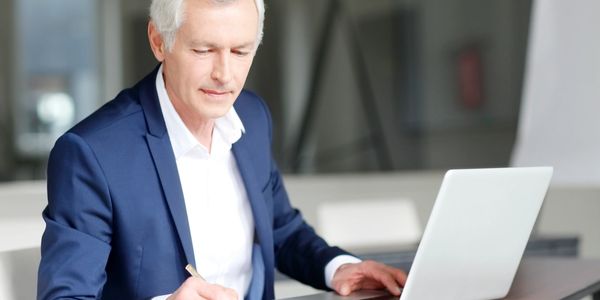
[
  {"left": 179, "top": 110, "right": 215, "bottom": 152},
  {"left": 189, "top": 119, "right": 215, "bottom": 152},
  {"left": 166, "top": 95, "right": 215, "bottom": 153}
]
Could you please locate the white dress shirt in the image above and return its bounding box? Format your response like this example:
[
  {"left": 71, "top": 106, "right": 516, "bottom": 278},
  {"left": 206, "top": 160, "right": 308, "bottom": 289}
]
[
  {"left": 156, "top": 65, "right": 254, "bottom": 297},
  {"left": 154, "top": 64, "right": 361, "bottom": 299}
]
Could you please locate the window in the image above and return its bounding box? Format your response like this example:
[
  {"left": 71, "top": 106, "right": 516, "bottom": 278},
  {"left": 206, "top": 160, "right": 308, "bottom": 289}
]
[{"left": 13, "top": 0, "right": 100, "bottom": 158}]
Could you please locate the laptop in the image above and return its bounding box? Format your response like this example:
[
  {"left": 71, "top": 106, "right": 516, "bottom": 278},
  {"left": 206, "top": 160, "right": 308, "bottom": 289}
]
[{"left": 282, "top": 167, "right": 553, "bottom": 300}]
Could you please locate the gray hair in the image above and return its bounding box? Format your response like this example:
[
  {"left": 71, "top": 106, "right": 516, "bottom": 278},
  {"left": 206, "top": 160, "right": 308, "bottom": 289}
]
[{"left": 150, "top": 0, "right": 265, "bottom": 51}]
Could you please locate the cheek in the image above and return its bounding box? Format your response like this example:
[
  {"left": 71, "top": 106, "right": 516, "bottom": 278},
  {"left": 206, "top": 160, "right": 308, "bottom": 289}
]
[
  {"left": 182, "top": 58, "right": 209, "bottom": 76},
  {"left": 183, "top": 69, "right": 207, "bottom": 88},
  {"left": 235, "top": 61, "right": 253, "bottom": 81}
]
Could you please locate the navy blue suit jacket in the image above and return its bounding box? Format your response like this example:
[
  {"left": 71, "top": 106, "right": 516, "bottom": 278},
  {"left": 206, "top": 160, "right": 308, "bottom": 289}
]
[{"left": 38, "top": 67, "right": 348, "bottom": 299}]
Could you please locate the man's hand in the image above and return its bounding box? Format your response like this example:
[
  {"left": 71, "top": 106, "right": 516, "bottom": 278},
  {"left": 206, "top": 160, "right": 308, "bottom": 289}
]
[
  {"left": 167, "top": 277, "right": 238, "bottom": 300},
  {"left": 331, "top": 260, "right": 407, "bottom": 297}
]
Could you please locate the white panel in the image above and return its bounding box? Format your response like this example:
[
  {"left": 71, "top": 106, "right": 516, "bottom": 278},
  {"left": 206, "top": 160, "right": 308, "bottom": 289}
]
[
  {"left": 512, "top": 0, "right": 600, "bottom": 185},
  {"left": 0, "top": 181, "right": 46, "bottom": 252},
  {"left": 0, "top": 247, "right": 40, "bottom": 300},
  {"left": 317, "top": 199, "right": 421, "bottom": 250}
]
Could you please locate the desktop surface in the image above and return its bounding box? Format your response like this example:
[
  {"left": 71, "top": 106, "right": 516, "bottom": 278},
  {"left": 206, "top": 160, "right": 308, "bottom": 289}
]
[{"left": 281, "top": 257, "right": 600, "bottom": 300}]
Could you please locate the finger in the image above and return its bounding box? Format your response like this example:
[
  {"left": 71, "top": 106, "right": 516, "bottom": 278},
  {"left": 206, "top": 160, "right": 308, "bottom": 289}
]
[
  {"left": 339, "top": 283, "right": 352, "bottom": 296},
  {"left": 379, "top": 274, "right": 402, "bottom": 296},
  {"left": 335, "top": 261, "right": 377, "bottom": 293},
  {"left": 359, "top": 272, "right": 400, "bottom": 296},
  {"left": 226, "top": 288, "right": 239, "bottom": 300},
  {"left": 182, "top": 278, "right": 238, "bottom": 300},
  {"left": 368, "top": 261, "right": 406, "bottom": 284},
  {"left": 391, "top": 267, "right": 408, "bottom": 286},
  {"left": 382, "top": 265, "right": 408, "bottom": 286},
  {"left": 334, "top": 276, "right": 362, "bottom": 296},
  {"left": 198, "top": 284, "right": 238, "bottom": 300},
  {"left": 362, "top": 262, "right": 402, "bottom": 296},
  {"left": 169, "top": 277, "right": 206, "bottom": 300}
]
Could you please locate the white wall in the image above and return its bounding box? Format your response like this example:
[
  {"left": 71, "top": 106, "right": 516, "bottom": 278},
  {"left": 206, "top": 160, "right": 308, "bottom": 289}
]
[{"left": 512, "top": 0, "right": 600, "bottom": 185}]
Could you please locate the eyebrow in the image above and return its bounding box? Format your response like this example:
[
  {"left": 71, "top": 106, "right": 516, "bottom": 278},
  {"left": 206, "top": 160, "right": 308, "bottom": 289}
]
[{"left": 189, "top": 40, "right": 255, "bottom": 49}]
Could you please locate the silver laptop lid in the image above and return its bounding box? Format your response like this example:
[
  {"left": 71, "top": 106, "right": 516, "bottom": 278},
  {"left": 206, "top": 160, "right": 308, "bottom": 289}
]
[{"left": 400, "top": 167, "right": 553, "bottom": 300}]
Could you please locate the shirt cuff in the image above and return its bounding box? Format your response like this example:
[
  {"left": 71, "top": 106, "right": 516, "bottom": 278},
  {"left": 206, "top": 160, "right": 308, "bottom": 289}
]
[
  {"left": 152, "top": 295, "right": 171, "bottom": 300},
  {"left": 324, "top": 255, "right": 363, "bottom": 289}
]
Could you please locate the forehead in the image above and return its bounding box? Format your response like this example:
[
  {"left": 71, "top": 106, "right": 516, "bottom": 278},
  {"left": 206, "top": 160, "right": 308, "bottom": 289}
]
[{"left": 178, "top": 0, "right": 258, "bottom": 46}]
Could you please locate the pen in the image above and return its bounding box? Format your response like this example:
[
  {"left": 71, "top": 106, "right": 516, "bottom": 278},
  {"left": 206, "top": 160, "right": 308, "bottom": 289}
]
[{"left": 185, "top": 263, "right": 206, "bottom": 281}]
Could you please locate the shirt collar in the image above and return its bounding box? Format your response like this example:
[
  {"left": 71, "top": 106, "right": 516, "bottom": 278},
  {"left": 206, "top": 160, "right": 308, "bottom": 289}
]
[{"left": 155, "top": 64, "right": 245, "bottom": 159}]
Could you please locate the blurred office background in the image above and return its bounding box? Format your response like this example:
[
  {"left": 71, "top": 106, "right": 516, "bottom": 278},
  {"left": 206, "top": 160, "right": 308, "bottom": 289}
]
[
  {"left": 2, "top": 0, "right": 600, "bottom": 299},
  {"left": 3, "top": 0, "right": 600, "bottom": 255},
  {"left": 0, "top": 0, "right": 532, "bottom": 179}
]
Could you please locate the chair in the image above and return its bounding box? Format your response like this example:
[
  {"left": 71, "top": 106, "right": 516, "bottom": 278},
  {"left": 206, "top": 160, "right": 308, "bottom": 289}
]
[
  {"left": 0, "top": 181, "right": 45, "bottom": 299},
  {"left": 0, "top": 247, "right": 40, "bottom": 300},
  {"left": 0, "top": 180, "right": 46, "bottom": 252},
  {"left": 317, "top": 198, "right": 422, "bottom": 250}
]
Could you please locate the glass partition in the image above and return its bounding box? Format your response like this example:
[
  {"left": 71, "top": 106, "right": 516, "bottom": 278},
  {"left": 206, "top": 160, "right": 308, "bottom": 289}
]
[{"left": 13, "top": 0, "right": 100, "bottom": 158}]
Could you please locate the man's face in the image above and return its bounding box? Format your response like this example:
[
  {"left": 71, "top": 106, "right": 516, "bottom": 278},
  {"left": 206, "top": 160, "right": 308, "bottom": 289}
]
[{"left": 151, "top": 0, "right": 259, "bottom": 124}]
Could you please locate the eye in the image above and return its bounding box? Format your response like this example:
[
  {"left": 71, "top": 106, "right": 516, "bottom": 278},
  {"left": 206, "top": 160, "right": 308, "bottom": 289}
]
[
  {"left": 192, "top": 49, "right": 210, "bottom": 55},
  {"left": 232, "top": 49, "right": 250, "bottom": 57}
]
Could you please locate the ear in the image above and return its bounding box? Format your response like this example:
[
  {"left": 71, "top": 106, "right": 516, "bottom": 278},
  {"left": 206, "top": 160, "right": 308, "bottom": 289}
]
[{"left": 148, "top": 21, "right": 166, "bottom": 62}]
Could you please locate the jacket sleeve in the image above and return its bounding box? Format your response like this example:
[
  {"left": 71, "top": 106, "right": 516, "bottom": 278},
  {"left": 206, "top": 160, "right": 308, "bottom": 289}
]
[
  {"left": 38, "top": 132, "right": 113, "bottom": 299},
  {"left": 269, "top": 161, "right": 350, "bottom": 290},
  {"left": 252, "top": 98, "right": 350, "bottom": 290}
]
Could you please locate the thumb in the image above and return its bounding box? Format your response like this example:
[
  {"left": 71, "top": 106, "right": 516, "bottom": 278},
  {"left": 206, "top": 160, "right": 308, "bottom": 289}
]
[{"left": 339, "top": 283, "right": 351, "bottom": 296}]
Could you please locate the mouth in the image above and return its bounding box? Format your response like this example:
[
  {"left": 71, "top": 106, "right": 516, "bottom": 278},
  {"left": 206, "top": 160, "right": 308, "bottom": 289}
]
[{"left": 200, "top": 88, "right": 231, "bottom": 97}]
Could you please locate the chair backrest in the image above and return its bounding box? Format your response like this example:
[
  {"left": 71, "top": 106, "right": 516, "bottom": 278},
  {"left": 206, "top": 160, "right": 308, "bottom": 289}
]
[
  {"left": 0, "top": 181, "right": 46, "bottom": 252},
  {"left": 0, "top": 247, "right": 40, "bottom": 300},
  {"left": 0, "top": 181, "right": 45, "bottom": 299},
  {"left": 317, "top": 198, "right": 422, "bottom": 250}
]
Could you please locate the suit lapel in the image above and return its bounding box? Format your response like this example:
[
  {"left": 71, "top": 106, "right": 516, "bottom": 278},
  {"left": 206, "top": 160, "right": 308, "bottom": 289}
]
[
  {"left": 139, "top": 67, "right": 196, "bottom": 267},
  {"left": 232, "top": 137, "right": 275, "bottom": 281},
  {"left": 146, "top": 134, "right": 195, "bottom": 266}
]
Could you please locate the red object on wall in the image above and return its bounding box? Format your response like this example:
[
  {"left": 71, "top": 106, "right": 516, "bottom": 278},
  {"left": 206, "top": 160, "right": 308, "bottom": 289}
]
[{"left": 458, "top": 47, "right": 484, "bottom": 109}]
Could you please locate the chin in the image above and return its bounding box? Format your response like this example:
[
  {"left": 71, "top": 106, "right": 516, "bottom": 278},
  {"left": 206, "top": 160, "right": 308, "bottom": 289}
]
[{"left": 201, "top": 106, "right": 233, "bottom": 120}]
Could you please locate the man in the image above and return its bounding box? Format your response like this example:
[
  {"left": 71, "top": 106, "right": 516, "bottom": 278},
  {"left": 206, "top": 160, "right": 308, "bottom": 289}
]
[{"left": 37, "top": 0, "right": 407, "bottom": 299}]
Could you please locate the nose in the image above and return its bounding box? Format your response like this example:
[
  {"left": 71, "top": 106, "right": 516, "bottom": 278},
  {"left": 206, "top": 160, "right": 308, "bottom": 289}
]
[{"left": 211, "top": 51, "right": 232, "bottom": 84}]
